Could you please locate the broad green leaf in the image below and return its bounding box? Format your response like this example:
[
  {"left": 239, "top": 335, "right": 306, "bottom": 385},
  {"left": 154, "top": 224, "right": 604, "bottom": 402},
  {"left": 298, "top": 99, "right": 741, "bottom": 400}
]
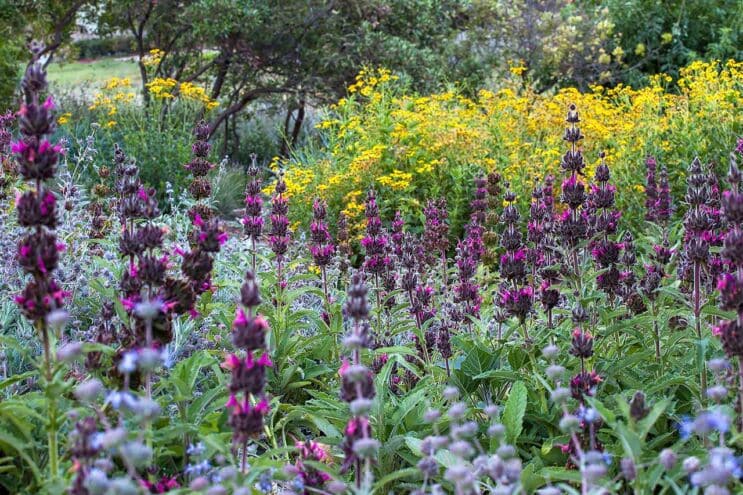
[{"left": 503, "top": 381, "right": 528, "bottom": 443}]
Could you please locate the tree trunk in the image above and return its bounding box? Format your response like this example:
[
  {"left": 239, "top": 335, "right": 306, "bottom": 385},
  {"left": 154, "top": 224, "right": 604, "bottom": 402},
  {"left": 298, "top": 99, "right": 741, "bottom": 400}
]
[{"left": 290, "top": 97, "right": 306, "bottom": 148}]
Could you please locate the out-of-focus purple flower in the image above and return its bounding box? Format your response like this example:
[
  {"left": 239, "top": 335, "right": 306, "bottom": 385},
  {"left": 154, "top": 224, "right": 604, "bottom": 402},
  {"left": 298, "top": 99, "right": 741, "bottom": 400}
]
[
  {"left": 361, "top": 189, "right": 390, "bottom": 276},
  {"left": 13, "top": 57, "right": 68, "bottom": 325},
  {"left": 454, "top": 238, "right": 482, "bottom": 321},
  {"left": 423, "top": 198, "right": 449, "bottom": 265},
  {"left": 268, "top": 173, "right": 291, "bottom": 274},
  {"left": 500, "top": 286, "right": 533, "bottom": 324},
  {"left": 242, "top": 154, "right": 264, "bottom": 242},
  {"left": 310, "top": 198, "right": 335, "bottom": 268},
  {"left": 226, "top": 271, "right": 271, "bottom": 450}
]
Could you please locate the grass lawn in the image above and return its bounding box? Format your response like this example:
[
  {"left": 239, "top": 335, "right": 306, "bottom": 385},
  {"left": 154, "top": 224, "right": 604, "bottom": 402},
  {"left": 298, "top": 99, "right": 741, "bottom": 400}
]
[{"left": 47, "top": 57, "right": 141, "bottom": 90}]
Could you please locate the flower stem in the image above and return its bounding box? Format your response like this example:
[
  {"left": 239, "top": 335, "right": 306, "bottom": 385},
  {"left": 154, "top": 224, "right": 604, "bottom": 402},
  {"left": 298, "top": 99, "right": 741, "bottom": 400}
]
[
  {"left": 693, "top": 261, "right": 708, "bottom": 401},
  {"left": 39, "top": 320, "right": 59, "bottom": 480}
]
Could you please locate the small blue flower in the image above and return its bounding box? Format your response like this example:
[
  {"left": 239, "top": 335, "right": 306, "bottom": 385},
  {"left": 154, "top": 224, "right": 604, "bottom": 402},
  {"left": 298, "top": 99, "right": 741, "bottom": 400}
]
[
  {"left": 105, "top": 390, "right": 137, "bottom": 410},
  {"left": 118, "top": 351, "right": 138, "bottom": 374},
  {"left": 677, "top": 415, "right": 694, "bottom": 440},
  {"left": 187, "top": 442, "right": 205, "bottom": 457},
  {"left": 292, "top": 475, "right": 305, "bottom": 493},
  {"left": 256, "top": 470, "right": 273, "bottom": 493}
]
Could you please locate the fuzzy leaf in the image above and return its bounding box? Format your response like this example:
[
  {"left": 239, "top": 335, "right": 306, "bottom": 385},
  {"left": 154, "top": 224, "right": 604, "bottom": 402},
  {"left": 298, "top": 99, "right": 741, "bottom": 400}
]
[{"left": 503, "top": 381, "right": 527, "bottom": 443}]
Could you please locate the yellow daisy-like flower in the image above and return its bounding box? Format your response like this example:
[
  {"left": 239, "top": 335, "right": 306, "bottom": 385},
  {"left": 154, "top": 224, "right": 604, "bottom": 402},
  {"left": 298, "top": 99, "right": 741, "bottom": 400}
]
[{"left": 57, "top": 112, "right": 72, "bottom": 125}]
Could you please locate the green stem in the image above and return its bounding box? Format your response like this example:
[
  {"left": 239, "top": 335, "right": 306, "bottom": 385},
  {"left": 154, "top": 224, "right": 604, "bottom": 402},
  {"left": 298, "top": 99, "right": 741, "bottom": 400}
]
[{"left": 39, "top": 321, "right": 59, "bottom": 480}]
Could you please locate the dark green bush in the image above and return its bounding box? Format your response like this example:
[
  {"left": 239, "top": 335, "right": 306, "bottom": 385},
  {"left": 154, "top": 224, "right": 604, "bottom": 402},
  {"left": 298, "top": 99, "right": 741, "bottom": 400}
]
[{"left": 73, "top": 36, "right": 135, "bottom": 60}]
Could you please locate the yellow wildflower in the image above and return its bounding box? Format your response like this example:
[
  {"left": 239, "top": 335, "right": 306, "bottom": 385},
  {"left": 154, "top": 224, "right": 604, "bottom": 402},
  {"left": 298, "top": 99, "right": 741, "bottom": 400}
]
[{"left": 57, "top": 112, "right": 72, "bottom": 125}]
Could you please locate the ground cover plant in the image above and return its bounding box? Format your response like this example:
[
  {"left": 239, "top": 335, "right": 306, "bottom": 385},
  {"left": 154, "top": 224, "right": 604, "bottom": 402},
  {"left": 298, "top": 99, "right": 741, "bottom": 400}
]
[{"left": 1, "top": 45, "right": 743, "bottom": 495}]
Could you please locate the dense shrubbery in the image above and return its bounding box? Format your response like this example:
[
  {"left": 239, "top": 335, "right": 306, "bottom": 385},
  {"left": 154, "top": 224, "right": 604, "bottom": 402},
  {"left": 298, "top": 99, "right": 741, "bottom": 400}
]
[
  {"left": 73, "top": 37, "right": 136, "bottom": 60},
  {"left": 2, "top": 50, "right": 743, "bottom": 495}
]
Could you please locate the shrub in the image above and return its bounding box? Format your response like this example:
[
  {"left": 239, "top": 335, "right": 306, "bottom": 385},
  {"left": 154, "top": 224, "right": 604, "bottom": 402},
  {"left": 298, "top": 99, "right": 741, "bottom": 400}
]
[{"left": 73, "top": 36, "right": 136, "bottom": 60}]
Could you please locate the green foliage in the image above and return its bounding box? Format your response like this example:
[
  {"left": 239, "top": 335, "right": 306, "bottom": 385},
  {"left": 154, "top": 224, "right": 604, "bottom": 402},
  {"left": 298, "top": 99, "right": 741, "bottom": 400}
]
[
  {"left": 607, "top": 0, "right": 743, "bottom": 84},
  {"left": 73, "top": 36, "right": 136, "bottom": 60}
]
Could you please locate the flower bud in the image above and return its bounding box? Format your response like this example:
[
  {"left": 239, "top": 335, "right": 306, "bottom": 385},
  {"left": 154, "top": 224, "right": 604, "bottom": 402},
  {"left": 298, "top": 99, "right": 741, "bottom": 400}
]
[
  {"left": 706, "top": 385, "right": 728, "bottom": 402},
  {"left": 75, "top": 379, "right": 103, "bottom": 403},
  {"left": 484, "top": 404, "right": 499, "bottom": 418},
  {"left": 136, "top": 347, "right": 163, "bottom": 372},
  {"left": 496, "top": 444, "right": 516, "bottom": 459},
  {"left": 189, "top": 477, "right": 209, "bottom": 491},
  {"left": 134, "top": 300, "right": 161, "bottom": 320},
  {"left": 537, "top": 487, "right": 562, "bottom": 495},
  {"left": 682, "top": 456, "right": 701, "bottom": 473},
  {"left": 344, "top": 364, "right": 370, "bottom": 382},
  {"left": 117, "top": 351, "right": 138, "bottom": 374},
  {"left": 327, "top": 480, "right": 347, "bottom": 494},
  {"left": 546, "top": 364, "right": 566, "bottom": 380},
  {"left": 84, "top": 468, "right": 109, "bottom": 495},
  {"left": 487, "top": 423, "right": 506, "bottom": 438},
  {"left": 424, "top": 408, "right": 441, "bottom": 423},
  {"left": 583, "top": 463, "right": 607, "bottom": 482},
  {"left": 219, "top": 466, "right": 237, "bottom": 481},
  {"left": 559, "top": 414, "right": 580, "bottom": 433},
  {"left": 708, "top": 358, "right": 730, "bottom": 373},
  {"left": 659, "top": 448, "right": 677, "bottom": 471},
  {"left": 100, "top": 427, "right": 127, "bottom": 449},
  {"left": 443, "top": 386, "right": 459, "bottom": 400},
  {"left": 46, "top": 309, "right": 69, "bottom": 331},
  {"left": 551, "top": 387, "right": 571, "bottom": 404},
  {"left": 119, "top": 441, "right": 152, "bottom": 468},
  {"left": 449, "top": 440, "right": 474, "bottom": 459},
  {"left": 621, "top": 457, "right": 636, "bottom": 481},
  {"left": 444, "top": 463, "right": 473, "bottom": 484},
  {"left": 350, "top": 398, "right": 374, "bottom": 416},
  {"left": 542, "top": 344, "right": 559, "bottom": 360},
  {"left": 56, "top": 341, "right": 83, "bottom": 363},
  {"left": 107, "top": 477, "right": 139, "bottom": 495},
  {"left": 424, "top": 436, "right": 445, "bottom": 452},
  {"left": 352, "top": 437, "right": 380, "bottom": 458},
  {"left": 448, "top": 402, "right": 467, "bottom": 420},
  {"left": 133, "top": 397, "right": 161, "bottom": 421}
]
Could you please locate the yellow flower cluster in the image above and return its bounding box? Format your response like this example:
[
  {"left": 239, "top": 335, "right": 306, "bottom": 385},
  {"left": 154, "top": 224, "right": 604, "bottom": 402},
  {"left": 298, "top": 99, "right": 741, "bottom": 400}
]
[
  {"left": 285, "top": 60, "right": 742, "bottom": 231},
  {"left": 88, "top": 77, "right": 138, "bottom": 127},
  {"left": 146, "top": 77, "right": 178, "bottom": 99},
  {"left": 104, "top": 77, "right": 132, "bottom": 90},
  {"left": 145, "top": 77, "right": 219, "bottom": 109},
  {"left": 347, "top": 68, "right": 397, "bottom": 96},
  {"left": 57, "top": 112, "right": 72, "bottom": 125},
  {"left": 179, "top": 82, "right": 220, "bottom": 110},
  {"left": 377, "top": 170, "right": 413, "bottom": 190},
  {"left": 143, "top": 48, "right": 165, "bottom": 67}
]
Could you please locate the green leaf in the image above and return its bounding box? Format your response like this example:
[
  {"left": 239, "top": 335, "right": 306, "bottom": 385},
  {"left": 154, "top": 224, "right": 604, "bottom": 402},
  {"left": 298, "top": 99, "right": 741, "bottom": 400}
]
[
  {"left": 307, "top": 413, "right": 341, "bottom": 438},
  {"left": 539, "top": 467, "right": 582, "bottom": 483},
  {"left": 502, "top": 381, "right": 527, "bottom": 444}
]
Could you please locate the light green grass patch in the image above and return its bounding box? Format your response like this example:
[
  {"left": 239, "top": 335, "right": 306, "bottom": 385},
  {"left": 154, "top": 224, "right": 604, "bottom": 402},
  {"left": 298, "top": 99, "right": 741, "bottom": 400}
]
[{"left": 47, "top": 57, "right": 141, "bottom": 90}]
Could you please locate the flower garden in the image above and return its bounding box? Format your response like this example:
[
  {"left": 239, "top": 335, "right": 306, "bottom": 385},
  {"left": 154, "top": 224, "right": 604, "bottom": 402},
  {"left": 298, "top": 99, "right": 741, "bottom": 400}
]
[{"left": 1, "top": 44, "right": 743, "bottom": 495}]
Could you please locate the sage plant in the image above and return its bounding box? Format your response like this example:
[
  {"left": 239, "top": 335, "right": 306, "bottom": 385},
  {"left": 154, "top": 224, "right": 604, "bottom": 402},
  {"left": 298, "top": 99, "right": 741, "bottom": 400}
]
[
  {"left": 423, "top": 198, "right": 450, "bottom": 285},
  {"left": 268, "top": 172, "right": 290, "bottom": 290},
  {"left": 12, "top": 52, "right": 68, "bottom": 479},
  {"left": 340, "top": 273, "right": 378, "bottom": 489},
  {"left": 242, "top": 153, "right": 263, "bottom": 273},
  {"left": 558, "top": 104, "right": 589, "bottom": 274},
  {"left": 717, "top": 159, "right": 743, "bottom": 428},
  {"left": 225, "top": 271, "right": 272, "bottom": 472},
  {"left": 310, "top": 198, "right": 335, "bottom": 307}
]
